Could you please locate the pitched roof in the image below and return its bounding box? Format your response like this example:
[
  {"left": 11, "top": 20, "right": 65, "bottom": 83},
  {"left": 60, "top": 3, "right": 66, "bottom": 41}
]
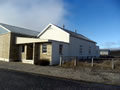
[
  {"left": 0, "top": 23, "right": 40, "bottom": 37},
  {"left": 53, "top": 24, "right": 96, "bottom": 43}
]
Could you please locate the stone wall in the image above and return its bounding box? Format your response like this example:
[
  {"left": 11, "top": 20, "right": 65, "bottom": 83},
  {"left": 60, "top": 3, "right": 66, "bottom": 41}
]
[
  {"left": 39, "top": 43, "right": 52, "bottom": 63},
  {"left": 9, "top": 33, "right": 35, "bottom": 61},
  {"left": 0, "top": 33, "right": 11, "bottom": 61}
]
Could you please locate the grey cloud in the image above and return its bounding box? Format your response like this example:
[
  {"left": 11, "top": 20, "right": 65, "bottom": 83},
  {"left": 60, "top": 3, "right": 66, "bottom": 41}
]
[
  {"left": 100, "top": 42, "right": 120, "bottom": 49},
  {"left": 0, "top": 0, "right": 67, "bottom": 31}
]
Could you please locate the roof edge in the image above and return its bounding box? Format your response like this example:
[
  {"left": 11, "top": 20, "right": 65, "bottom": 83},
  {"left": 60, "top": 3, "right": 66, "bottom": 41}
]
[
  {"left": 37, "top": 23, "right": 53, "bottom": 37},
  {"left": 53, "top": 24, "right": 96, "bottom": 44},
  {"left": 70, "top": 35, "right": 96, "bottom": 44},
  {"left": 0, "top": 25, "right": 11, "bottom": 32}
]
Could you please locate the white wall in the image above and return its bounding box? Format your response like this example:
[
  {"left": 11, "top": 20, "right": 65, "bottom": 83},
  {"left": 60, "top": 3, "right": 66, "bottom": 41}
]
[
  {"left": 39, "top": 25, "right": 70, "bottom": 43},
  {"left": 100, "top": 51, "right": 109, "bottom": 56},
  {"left": 69, "top": 36, "right": 99, "bottom": 57},
  {"left": 51, "top": 37, "right": 99, "bottom": 65},
  {"left": 51, "top": 41, "right": 69, "bottom": 65}
]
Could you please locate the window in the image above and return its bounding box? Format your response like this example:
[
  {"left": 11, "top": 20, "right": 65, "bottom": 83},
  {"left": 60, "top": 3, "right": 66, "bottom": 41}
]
[
  {"left": 59, "top": 44, "right": 63, "bottom": 55},
  {"left": 80, "top": 45, "right": 83, "bottom": 55},
  {"left": 89, "top": 46, "right": 91, "bottom": 55},
  {"left": 42, "top": 44, "right": 47, "bottom": 53},
  {"left": 22, "top": 45, "right": 24, "bottom": 52}
]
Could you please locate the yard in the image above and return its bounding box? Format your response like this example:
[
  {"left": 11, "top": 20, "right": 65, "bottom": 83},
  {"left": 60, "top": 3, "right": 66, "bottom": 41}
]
[{"left": 61, "top": 57, "right": 120, "bottom": 70}]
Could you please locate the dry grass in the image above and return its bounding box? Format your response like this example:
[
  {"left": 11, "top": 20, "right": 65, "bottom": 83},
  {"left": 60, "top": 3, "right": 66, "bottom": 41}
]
[
  {"left": 62, "top": 59, "right": 120, "bottom": 70},
  {"left": 62, "top": 60, "right": 75, "bottom": 68}
]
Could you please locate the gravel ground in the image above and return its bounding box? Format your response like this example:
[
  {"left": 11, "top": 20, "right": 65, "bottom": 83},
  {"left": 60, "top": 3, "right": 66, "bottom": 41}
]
[
  {"left": 0, "top": 68, "right": 120, "bottom": 90},
  {"left": 0, "top": 61, "right": 120, "bottom": 86}
]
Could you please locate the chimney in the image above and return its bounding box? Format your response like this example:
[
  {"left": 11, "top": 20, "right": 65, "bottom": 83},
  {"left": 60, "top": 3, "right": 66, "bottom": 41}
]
[
  {"left": 63, "top": 24, "right": 65, "bottom": 29},
  {"left": 75, "top": 29, "right": 77, "bottom": 33}
]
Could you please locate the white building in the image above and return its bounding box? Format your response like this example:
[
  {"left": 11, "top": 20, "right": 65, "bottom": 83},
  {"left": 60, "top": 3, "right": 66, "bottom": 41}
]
[
  {"left": 0, "top": 23, "right": 99, "bottom": 65},
  {"left": 100, "top": 49, "right": 110, "bottom": 56},
  {"left": 37, "top": 24, "right": 99, "bottom": 65}
]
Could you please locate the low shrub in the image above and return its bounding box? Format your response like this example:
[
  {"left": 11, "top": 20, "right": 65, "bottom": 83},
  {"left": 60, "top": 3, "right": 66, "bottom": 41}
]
[{"left": 36, "top": 59, "right": 50, "bottom": 66}]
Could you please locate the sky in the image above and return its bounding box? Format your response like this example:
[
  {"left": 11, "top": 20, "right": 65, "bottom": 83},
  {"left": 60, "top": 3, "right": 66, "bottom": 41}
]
[{"left": 0, "top": 0, "right": 120, "bottom": 49}]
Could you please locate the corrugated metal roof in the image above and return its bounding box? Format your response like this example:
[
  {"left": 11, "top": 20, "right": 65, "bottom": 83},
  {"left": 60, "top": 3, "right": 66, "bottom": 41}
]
[
  {"left": 54, "top": 24, "right": 96, "bottom": 43},
  {"left": 0, "top": 23, "right": 40, "bottom": 37}
]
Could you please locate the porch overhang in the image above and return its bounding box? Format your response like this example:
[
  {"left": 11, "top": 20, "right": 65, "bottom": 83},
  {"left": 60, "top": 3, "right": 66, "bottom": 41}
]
[{"left": 16, "top": 37, "right": 50, "bottom": 44}]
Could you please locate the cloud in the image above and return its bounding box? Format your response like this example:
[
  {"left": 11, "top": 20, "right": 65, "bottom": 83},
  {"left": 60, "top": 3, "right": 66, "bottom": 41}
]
[
  {"left": 100, "top": 42, "right": 120, "bottom": 49},
  {"left": 0, "top": 0, "right": 67, "bottom": 31}
]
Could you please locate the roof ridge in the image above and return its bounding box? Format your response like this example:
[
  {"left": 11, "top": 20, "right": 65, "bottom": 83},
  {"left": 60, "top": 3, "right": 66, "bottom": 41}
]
[{"left": 53, "top": 24, "right": 96, "bottom": 43}]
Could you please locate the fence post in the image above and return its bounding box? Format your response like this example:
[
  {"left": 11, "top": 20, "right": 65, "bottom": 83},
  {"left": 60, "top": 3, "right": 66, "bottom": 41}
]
[
  {"left": 112, "top": 59, "right": 114, "bottom": 69},
  {"left": 91, "top": 57, "right": 94, "bottom": 67},
  {"left": 74, "top": 57, "right": 77, "bottom": 67},
  {"left": 59, "top": 56, "right": 62, "bottom": 66}
]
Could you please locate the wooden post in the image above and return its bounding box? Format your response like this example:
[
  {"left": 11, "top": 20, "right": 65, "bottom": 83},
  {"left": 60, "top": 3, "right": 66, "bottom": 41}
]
[
  {"left": 74, "top": 57, "right": 77, "bottom": 66},
  {"left": 91, "top": 57, "right": 94, "bottom": 67},
  {"left": 59, "top": 56, "right": 62, "bottom": 66},
  {"left": 112, "top": 59, "right": 114, "bottom": 69},
  {"left": 25, "top": 45, "right": 27, "bottom": 60},
  {"left": 33, "top": 43, "right": 35, "bottom": 64}
]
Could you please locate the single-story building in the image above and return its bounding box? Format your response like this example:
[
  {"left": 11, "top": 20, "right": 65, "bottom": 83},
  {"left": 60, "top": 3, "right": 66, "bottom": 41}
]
[
  {"left": 100, "top": 49, "right": 120, "bottom": 58},
  {"left": 0, "top": 23, "right": 99, "bottom": 65},
  {"left": 100, "top": 49, "right": 110, "bottom": 56}
]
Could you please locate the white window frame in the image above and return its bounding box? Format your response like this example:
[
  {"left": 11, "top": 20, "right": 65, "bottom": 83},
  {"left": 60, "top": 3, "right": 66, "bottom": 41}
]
[
  {"left": 59, "top": 44, "right": 63, "bottom": 55},
  {"left": 80, "top": 45, "right": 83, "bottom": 55},
  {"left": 42, "top": 44, "right": 47, "bottom": 54},
  {"left": 89, "top": 46, "right": 91, "bottom": 55}
]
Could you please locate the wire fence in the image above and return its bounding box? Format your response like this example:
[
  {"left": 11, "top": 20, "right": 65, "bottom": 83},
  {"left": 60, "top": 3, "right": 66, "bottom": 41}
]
[{"left": 59, "top": 56, "right": 120, "bottom": 69}]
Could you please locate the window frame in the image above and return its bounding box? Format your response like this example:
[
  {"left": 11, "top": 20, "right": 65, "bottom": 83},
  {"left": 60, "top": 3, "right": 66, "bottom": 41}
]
[
  {"left": 80, "top": 45, "right": 83, "bottom": 55},
  {"left": 42, "top": 44, "right": 47, "bottom": 54},
  {"left": 88, "top": 46, "right": 91, "bottom": 55},
  {"left": 59, "top": 44, "right": 63, "bottom": 55}
]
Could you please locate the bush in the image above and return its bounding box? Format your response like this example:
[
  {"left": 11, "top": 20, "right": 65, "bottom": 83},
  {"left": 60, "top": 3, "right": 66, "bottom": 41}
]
[{"left": 36, "top": 59, "right": 50, "bottom": 66}]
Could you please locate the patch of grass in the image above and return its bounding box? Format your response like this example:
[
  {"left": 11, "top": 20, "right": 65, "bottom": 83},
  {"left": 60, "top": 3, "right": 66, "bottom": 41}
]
[
  {"left": 62, "top": 60, "right": 75, "bottom": 68},
  {"left": 62, "top": 59, "right": 120, "bottom": 70}
]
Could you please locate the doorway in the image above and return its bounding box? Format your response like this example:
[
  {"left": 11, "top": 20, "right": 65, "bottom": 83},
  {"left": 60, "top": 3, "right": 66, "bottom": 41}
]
[{"left": 26, "top": 44, "right": 33, "bottom": 60}]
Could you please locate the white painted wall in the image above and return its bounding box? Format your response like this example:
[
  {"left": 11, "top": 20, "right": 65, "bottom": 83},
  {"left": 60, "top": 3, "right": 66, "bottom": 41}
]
[
  {"left": 69, "top": 36, "right": 99, "bottom": 58},
  {"left": 100, "top": 51, "right": 109, "bottom": 56},
  {"left": 51, "top": 41, "right": 69, "bottom": 65},
  {"left": 16, "top": 37, "right": 49, "bottom": 44},
  {"left": 39, "top": 25, "right": 70, "bottom": 43},
  {"left": 51, "top": 36, "right": 99, "bottom": 65}
]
